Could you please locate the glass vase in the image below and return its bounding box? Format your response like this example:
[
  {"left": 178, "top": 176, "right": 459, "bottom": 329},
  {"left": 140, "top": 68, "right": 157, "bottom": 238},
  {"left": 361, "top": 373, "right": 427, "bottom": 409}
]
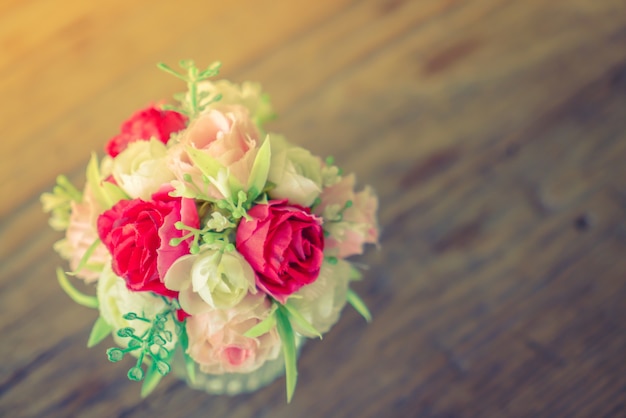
[{"left": 173, "top": 336, "right": 304, "bottom": 396}]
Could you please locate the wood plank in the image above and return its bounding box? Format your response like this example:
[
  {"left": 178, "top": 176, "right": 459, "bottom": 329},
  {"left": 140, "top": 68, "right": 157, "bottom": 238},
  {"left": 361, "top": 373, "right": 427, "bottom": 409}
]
[{"left": 1, "top": 0, "right": 625, "bottom": 416}]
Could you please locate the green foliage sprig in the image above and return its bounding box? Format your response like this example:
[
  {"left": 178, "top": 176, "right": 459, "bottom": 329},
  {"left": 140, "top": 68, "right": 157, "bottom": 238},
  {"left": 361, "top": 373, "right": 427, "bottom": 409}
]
[
  {"left": 157, "top": 60, "right": 222, "bottom": 119},
  {"left": 104, "top": 300, "right": 181, "bottom": 397},
  {"left": 40, "top": 175, "right": 82, "bottom": 230}
]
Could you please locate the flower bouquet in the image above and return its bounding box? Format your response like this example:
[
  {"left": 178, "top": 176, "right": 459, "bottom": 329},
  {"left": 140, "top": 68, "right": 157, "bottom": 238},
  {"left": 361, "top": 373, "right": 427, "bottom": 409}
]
[{"left": 41, "top": 60, "right": 379, "bottom": 401}]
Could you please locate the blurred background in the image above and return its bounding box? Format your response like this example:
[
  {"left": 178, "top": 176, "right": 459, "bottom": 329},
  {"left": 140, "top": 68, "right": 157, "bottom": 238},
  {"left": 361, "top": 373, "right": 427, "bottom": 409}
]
[{"left": 1, "top": 0, "right": 626, "bottom": 417}]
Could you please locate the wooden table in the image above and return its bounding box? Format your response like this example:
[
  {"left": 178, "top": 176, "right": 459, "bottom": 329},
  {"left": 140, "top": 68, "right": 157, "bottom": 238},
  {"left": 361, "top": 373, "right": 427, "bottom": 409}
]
[{"left": 2, "top": 1, "right": 625, "bottom": 417}]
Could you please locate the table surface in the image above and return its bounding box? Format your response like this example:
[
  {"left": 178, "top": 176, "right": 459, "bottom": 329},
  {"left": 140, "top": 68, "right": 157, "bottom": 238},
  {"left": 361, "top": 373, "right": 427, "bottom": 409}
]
[{"left": 2, "top": 1, "right": 626, "bottom": 417}]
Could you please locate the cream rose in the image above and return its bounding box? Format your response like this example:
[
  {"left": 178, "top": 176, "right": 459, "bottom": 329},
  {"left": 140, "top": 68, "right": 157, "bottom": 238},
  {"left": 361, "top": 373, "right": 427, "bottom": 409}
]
[
  {"left": 267, "top": 135, "right": 323, "bottom": 207},
  {"left": 163, "top": 249, "right": 257, "bottom": 314},
  {"left": 288, "top": 259, "right": 352, "bottom": 337},
  {"left": 185, "top": 293, "right": 281, "bottom": 374},
  {"left": 111, "top": 139, "right": 175, "bottom": 200},
  {"left": 97, "top": 265, "right": 177, "bottom": 350}
]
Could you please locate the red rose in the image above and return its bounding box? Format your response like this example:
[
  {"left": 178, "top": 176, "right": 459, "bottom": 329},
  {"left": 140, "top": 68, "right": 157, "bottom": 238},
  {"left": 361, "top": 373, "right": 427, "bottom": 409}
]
[
  {"left": 105, "top": 106, "right": 187, "bottom": 157},
  {"left": 236, "top": 200, "right": 324, "bottom": 303},
  {"left": 97, "top": 187, "right": 199, "bottom": 297}
]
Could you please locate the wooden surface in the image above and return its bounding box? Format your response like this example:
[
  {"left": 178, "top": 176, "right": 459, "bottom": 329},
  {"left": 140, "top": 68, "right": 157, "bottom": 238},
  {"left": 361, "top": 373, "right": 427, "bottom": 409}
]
[{"left": 1, "top": 1, "right": 626, "bottom": 417}]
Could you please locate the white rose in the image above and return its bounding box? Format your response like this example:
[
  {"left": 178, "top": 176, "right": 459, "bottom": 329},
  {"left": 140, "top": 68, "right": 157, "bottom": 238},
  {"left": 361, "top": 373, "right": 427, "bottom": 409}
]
[
  {"left": 288, "top": 259, "right": 353, "bottom": 337},
  {"left": 267, "top": 135, "right": 323, "bottom": 207},
  {"left": 163, "top": 249, "right": 257, "bottom": 314},
  {"left": 111, "top": 139, "right": 175, "bottom": 199},
  {"left": 97, "top": 265, "right": 177, "bottom": 350}
]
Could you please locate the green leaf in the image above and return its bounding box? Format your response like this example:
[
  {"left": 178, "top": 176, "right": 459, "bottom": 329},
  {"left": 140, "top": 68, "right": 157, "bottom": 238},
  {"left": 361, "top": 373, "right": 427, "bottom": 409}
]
[
  {"left": 283, "top": 302, "right": 322, "bottom": 339},
  {"left": 87, "top": 317, "right": 112, "bottom": 348},
  {"left": 86, "top": 153, "right": 128, "bottom": 210},
  {"left": 179, "top": 327, "right": 196, "bottom": 384},
  {"left": 156, "top": 62, "right": 187, "bottom": 81},
  {"left": 141, "top": 361, "right": 163, "bottom": 398},
  {"left": 66, "top": 239, "right": 101, "bottom": 277},
  {"left": 55, "top": 175, "right": 83, "bottom": 201},
  {"left": 244, "top": 311, "right": 276, "bottom": 338},
  {"left": 102, "top": 181, "right": 129, "bottom": 204},
  {"left": 349, "top": 265, "right": 363, "bottom": 281},
  {"left": 228, "top": 174, "right": 245, "bottom": 198},
  {"left": 276, "top": 307, "right": 298, "bottom": 403},
  {"left": 346, "top": 289, "right": 372, "bottom": 322},
  {"left": 198, "top": 61, "right": 222, "bottom": 78},
  {"left": 86, "top": 153, "right": 109, "bottom": 209},
  {"left": 186, "top": 146, "right": 224, "bottom": 180},
  {"left": 83, "top": 262, "right": 105, "bottom": 271},
  {"left": 186, "top": 147, "right": 246, "bottom": 198},
  {"left": 56, "top": 267, "right": 98, "bottom": 309},
  {"left": 246, "top": 134, "right": 271, "bottom": 201}
]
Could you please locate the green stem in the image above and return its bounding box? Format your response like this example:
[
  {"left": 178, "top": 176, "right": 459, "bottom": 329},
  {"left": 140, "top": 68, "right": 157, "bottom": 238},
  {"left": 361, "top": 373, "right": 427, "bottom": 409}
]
[
  {"left": 188, "top": 80, "right": 197, "bottom": 117},
  {"left": 134, "top": 316, "right": 151, "bottom": 323},
  {"left": 136, "top": 350, "right": 146, "bottom": 369}
]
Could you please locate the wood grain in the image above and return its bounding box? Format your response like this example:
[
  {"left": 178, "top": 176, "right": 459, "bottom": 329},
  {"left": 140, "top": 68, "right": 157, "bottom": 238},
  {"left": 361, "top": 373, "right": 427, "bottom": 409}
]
[{"left": 2, "top": 0, "right": 626, "bottom": 417}]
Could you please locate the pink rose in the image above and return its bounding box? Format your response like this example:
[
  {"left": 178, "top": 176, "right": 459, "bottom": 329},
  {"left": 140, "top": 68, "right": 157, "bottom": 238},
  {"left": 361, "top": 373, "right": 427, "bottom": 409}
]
[
  {"left": 185, "top": 293, "right": 281, "bottom": 374},
  {"left": 96, "top": 186, "right": 199, "bottom": 297},
  {"left": 105, "top": 106, "right": 187, "bottom": 158},
  {"left": 236, "top": 200, "right": 324, "bottom": 303},
  {"left": 65, "top": 184, "right": 109, "bottom": 282},
  {"left": 168, "top": 105, "right": 260, "bottom": 199},
  {"left": 314, "top": 174, "right": 379, "bottom": 258}
]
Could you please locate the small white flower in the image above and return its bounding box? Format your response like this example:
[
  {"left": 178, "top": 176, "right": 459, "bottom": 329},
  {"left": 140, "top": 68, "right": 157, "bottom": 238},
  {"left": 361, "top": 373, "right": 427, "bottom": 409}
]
[
  {"left": 322, "top": 203, "right": 343, "bottom": 222},
  {"left": 205, "top": 212, "right": 235, "bottom": 232},
  {"left": 321, "top": 164, "right": 341, "bottom": 187}
]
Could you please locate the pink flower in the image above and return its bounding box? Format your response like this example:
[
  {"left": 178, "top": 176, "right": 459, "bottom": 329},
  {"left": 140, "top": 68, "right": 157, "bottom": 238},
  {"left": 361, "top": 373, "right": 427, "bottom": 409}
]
[
  {"left": 185, "top": 293, "right": 281, "bottom": 374},
  {"left": 314, "top": 174, "right": 379, "bottom": 258},
  {"left": 168, "top": 105, "right": 260, "bottom": 199},
  {"left": 105, "top": 106, "right": 187, "bottom": 158},
  {"left": 236, "top": 200, "right": 324, "bottom": 303},
  {"left": 65, "top": 185, "right": 109, "bottom": 282},
  {"left": 96, "top": 186, "right": 199, "bottom": 297}
]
